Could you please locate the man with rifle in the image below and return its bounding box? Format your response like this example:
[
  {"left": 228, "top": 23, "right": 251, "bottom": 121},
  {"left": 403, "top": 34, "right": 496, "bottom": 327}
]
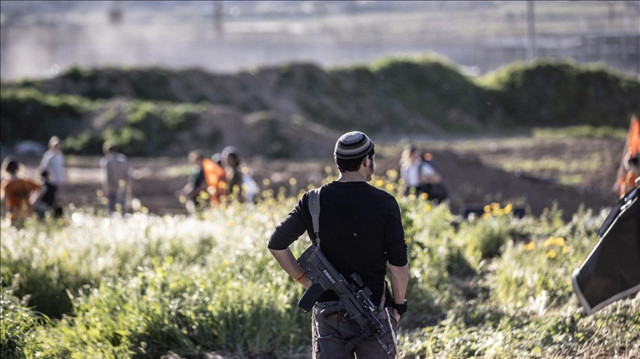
[{"left": 268, "top": 131, "right": 409, "bottom": 358}]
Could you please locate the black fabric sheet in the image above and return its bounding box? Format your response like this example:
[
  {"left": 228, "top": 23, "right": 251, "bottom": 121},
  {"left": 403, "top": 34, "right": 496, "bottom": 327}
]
[{"left": 572, "top": 186, "right": 640, "bottom": 315}]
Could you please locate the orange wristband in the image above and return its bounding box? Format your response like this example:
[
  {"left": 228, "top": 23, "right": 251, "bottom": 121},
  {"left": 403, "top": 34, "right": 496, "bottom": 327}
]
[{"left": 294, "top": 272, "right": 306, "bottom": 282}]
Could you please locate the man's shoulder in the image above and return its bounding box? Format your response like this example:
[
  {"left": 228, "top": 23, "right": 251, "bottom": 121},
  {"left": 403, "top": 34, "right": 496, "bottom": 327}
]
[
  {"left": 4, "top": 178, "right": 39, "bottom": 189},
  {"left": 324, "top": 181, "right": 398, "bottom": 202}
]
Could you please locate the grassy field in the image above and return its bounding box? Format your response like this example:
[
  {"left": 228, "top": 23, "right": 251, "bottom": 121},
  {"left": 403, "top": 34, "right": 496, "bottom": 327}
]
[{"left": 2, "top": 174, "right": 639, "bottom": 358}]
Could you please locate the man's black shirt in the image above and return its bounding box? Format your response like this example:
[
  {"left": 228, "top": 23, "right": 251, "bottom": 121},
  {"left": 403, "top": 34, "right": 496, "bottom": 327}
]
[{"left": 268, "top": 181, "right": 407, "bottom": 305}]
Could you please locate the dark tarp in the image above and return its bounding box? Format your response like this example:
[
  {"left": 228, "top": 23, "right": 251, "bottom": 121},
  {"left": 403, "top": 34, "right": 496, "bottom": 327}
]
[{"left": 572, "top": 186, "right": 640, "bottom": 315}]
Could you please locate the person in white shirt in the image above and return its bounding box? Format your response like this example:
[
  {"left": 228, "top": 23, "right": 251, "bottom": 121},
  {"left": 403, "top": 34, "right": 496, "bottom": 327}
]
[
  {"left": 399, "top": 145, "right": 448, "bottom": 202},
  {"left": 40, "top": 136, "right": 65, "bottom": 185},
  {"left": 39, "top": 136, "right": 65, "bottom": 208},
  {"left": 100, "top": 142, "right": 132, "bottom": 216}
]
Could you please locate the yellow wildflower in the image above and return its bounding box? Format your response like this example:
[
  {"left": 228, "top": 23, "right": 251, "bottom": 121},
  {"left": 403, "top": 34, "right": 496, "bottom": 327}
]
[
  {"left": 544, "top": 236, "right": 565, "bottom": 247},
  {"left": 523, "top": 241, "right": 535, "bottom": 251},
  {"left": 546, "top": 249, "right": 557, "bottom": 259}
]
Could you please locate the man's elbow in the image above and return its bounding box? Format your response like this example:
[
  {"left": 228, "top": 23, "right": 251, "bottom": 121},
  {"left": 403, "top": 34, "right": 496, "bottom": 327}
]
[{"left": 388, "top": 263, "right": 409, "bottom": 277}]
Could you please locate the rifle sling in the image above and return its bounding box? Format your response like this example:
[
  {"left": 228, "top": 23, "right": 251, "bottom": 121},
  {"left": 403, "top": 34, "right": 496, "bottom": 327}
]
[{"left": 309, "top": 188, "right": 321, "bottom": 246}]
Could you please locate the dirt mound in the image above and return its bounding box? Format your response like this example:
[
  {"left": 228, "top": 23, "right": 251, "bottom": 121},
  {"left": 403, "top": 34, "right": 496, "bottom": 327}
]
[{"left": 420, "top": 150, "right": 613, "bottom": 218}]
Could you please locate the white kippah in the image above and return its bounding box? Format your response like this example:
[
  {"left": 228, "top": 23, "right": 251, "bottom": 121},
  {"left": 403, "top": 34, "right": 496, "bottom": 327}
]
[{"left": 334, "top": 131, "right": 374, "bottom": 160}]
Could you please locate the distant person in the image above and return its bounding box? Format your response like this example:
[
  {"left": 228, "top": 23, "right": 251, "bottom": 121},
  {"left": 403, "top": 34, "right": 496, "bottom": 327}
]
[
  {"left": 399, "top": 145, "right": 448, "bottom": 203},
  {"left": 39, "top": 136, "right": 65, "bottom": 205},
  {"left": 1, "top": 156, "right": 41, "bottom": 225},
  {"left": 268, "top": 131, "right": 409, "bottom": 358},
  {"left": 34, "top": 170, "right": 63, "bottom": 220},
  {"left": 615, "top": 115, "right": 640, "bottom": 197},
  {"left": 211, "top": 153, "right": 223, "bottom": 167},
  {"left": 222, "top": 146, "right": 245, "bottom": 202},
  {"left": 242, "top": 171, "right": 260, "bottom": 204},
  {"left": 176, "top": 150, "right": 209, "bottom": 213},
  {"left": 221, "top": 146, "right": 260, "bottom": 203},
  {"left": 202, "top": 152, "right": 227, "bottom": 206},
  {"left": 100, "top": 142, "right": 132, "bottom": 216},
  {"left": 616, "top": 154, "right": 639, "bottom": 197}
]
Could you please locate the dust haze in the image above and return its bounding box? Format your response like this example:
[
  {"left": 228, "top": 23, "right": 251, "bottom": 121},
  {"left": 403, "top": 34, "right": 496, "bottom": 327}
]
[{"left": 1, "top": 1, "right": 639, "bottom": 81}]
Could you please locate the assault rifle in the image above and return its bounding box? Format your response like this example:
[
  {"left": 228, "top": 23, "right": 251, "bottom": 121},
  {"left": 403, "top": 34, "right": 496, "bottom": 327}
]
[{"left": 296, "top": 244, "right": 392, "bottom": 353}]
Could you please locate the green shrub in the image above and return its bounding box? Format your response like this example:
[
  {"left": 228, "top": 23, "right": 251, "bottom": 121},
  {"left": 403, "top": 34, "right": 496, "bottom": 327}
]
[
  {"left": 458, "top": 203, "right": 513, "bottom": 263},
  {"left": 0, "top": 88, "right": 94, "bottom": 145},
  {"left": 62, "top": 130, "right": 104, "bottom": 154},
  {"left": 492, "top": 208, "right": 605, "bottom": 311},
  {"left": 369, "top": 55, "right": 493, "bottom": 132},
  {"left": 481, "top": 60, "right": 640, "bottom": 127},
  {"left": 0, "top": 288, "right": 46, "bottom": 359},
  {"left": 399, "top": 199, "right": 472, "bottom": 327},
  {"left": 60, "top": 100, "right": 209, "bottom": 155}
]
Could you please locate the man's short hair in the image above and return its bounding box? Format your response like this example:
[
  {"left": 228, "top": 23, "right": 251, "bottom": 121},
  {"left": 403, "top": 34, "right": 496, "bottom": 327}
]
[
  {"left": 2, "top": 156, "right": 19, "bottom": 174},
  {"left": 336, "top": 146, "right": 375, "bottom": 172}
]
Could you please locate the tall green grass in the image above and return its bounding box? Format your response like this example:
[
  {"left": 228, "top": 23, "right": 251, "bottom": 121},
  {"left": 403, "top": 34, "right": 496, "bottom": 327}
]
[{"left": 2, "top": 188, "right": 639, "bottom": 358}]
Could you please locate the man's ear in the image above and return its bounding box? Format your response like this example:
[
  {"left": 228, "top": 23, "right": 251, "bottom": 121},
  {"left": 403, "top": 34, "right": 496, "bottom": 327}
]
[{"left": 361, "top": 156, "right": 369, "bottom": 169}]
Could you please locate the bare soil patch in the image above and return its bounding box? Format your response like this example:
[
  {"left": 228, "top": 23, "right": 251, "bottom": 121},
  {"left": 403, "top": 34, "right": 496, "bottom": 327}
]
[{"left": 28, "top": 136, "right": 621, "bottom": 221}]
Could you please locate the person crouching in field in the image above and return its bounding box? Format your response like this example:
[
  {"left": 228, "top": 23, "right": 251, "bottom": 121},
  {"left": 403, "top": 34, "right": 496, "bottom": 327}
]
[
  {"left": 268, "top": 131, "right": 409, "bottom": 358},
  {"left": 1, "top": 156, "right": 41, "bottom": 226},
  {"left": 176, "top": 150, "right": 210, "bottom": 213}
]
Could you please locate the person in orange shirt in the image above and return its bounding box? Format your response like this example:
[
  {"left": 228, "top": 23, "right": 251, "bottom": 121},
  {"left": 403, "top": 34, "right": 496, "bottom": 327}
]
[
  {"left": 617, "top": 154, "right": 639, "bottom": 197},
  {"left": 203, "top": 153, "right": 227, "bottom": 206},
  {"left": 616, "top": 116, "right": 640, "bottom": 197},
  {"left": 1, "top": 156, "right": 41, "bottom": 225}
]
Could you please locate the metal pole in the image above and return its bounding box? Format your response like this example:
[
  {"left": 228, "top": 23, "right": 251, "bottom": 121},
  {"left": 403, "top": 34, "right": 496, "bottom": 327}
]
[
  {"left": 526, "top": 0, "right": 536, "bottom": 61},
  {"left": 109, "top": 0, "right": 123, "bottom": 25},
  {"left": 214, "top": 1, "right": 224, "bottom": 38}
]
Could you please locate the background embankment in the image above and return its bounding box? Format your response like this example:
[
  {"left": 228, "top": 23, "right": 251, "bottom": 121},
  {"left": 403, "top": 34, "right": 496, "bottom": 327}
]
[
  {"left": 2, "top": 56, "right": 639, "bottom": 157},
  {"left": 1, "top": 57, "right": 638, "bottom": 217}
]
